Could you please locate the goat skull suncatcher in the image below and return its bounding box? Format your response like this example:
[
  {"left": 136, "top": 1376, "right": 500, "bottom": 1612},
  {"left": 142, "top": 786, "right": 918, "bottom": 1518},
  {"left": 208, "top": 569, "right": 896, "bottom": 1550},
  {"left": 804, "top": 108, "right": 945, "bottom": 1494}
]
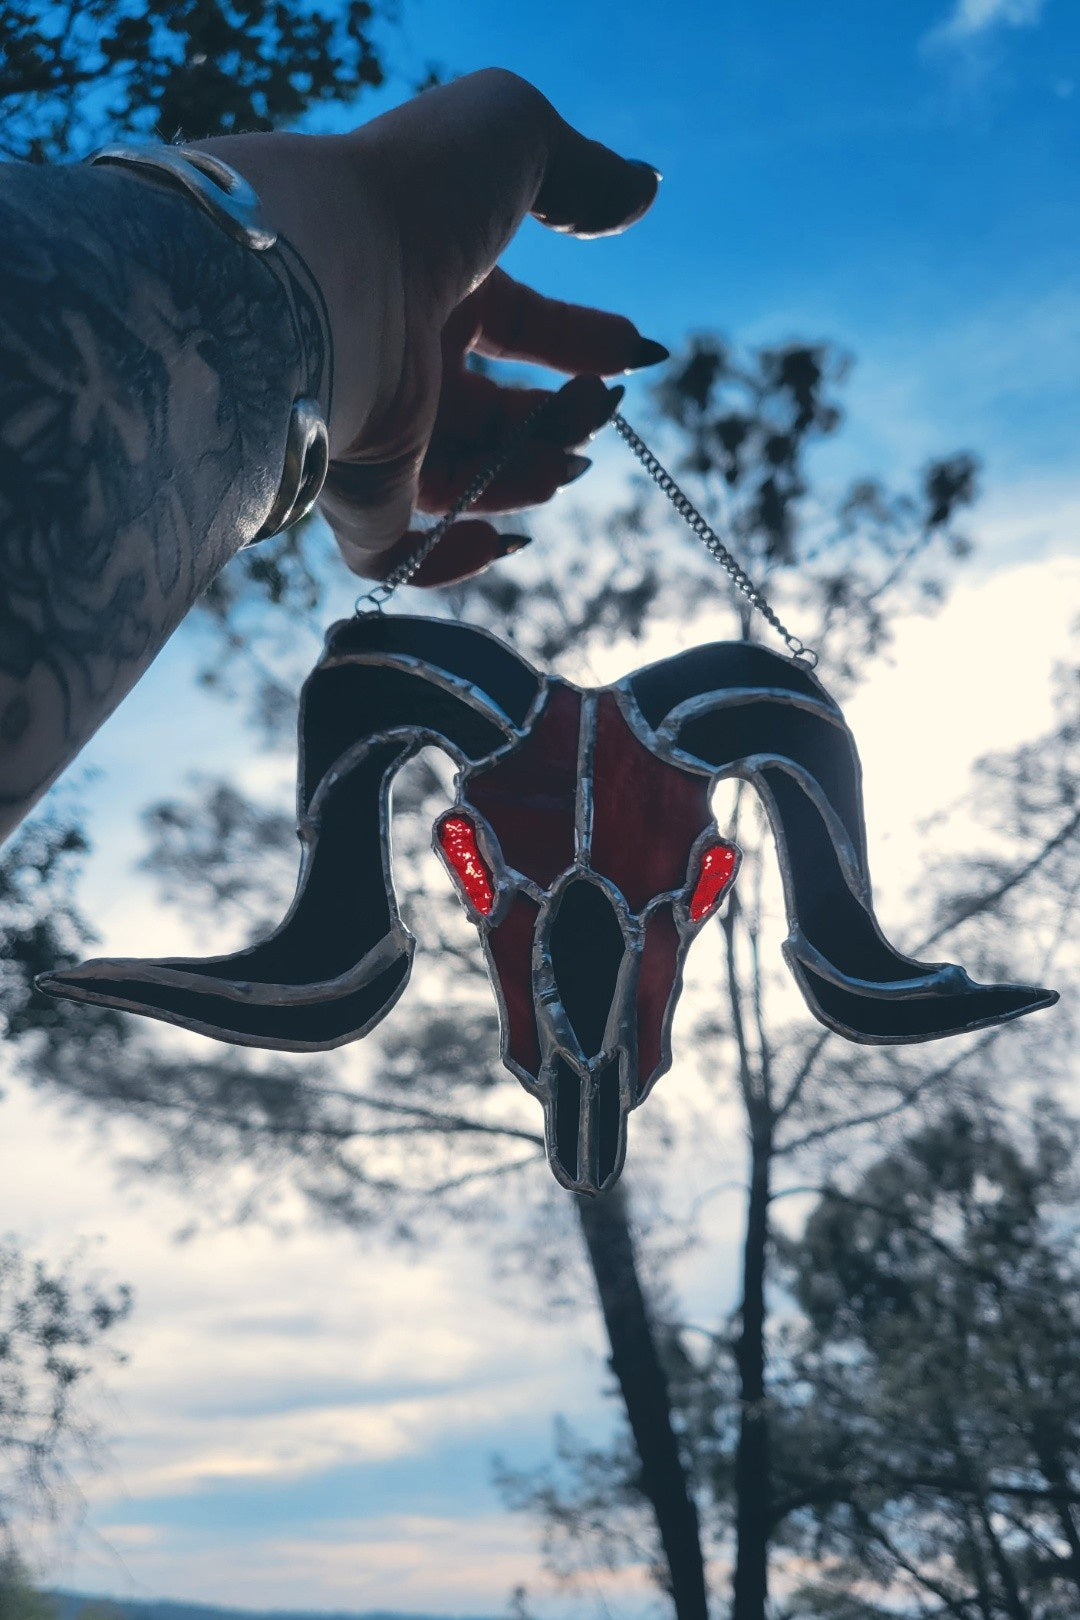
[{"left": 39, "top": 616, "right": 1058, "bottom": 1195}]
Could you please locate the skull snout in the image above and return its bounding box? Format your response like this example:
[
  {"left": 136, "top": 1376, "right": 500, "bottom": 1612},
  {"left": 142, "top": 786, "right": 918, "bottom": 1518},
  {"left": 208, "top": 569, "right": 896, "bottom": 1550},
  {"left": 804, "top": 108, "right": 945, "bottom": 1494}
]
[{"left": 548, "top": 1054, "right": 625, "bottom": 1195}]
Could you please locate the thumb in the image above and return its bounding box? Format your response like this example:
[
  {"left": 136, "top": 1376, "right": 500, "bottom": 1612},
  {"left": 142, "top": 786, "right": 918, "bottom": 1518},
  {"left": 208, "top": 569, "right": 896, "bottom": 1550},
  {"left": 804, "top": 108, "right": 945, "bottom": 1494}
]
[
  {"left": 532, "top": 111, "right": 661, "bottom": 239},
  {"left": 317, "top": 449, "right": 421, "bottom": 576},
  {"left": 349, "top": 69, "right": 661, "bottom": 313}
]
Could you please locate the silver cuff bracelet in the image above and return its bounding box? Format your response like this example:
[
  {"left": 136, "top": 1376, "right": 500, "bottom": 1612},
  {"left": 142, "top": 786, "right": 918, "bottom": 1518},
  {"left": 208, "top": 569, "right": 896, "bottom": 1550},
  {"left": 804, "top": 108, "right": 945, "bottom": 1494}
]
[{"left": 86, "top": 143, "right": 330, "bottom": 543}]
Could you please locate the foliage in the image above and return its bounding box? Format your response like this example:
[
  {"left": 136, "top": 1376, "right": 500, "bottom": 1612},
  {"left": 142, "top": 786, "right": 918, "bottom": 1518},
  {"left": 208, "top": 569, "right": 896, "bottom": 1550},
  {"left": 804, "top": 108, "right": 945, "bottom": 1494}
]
[
  {"left": 0, "top": 1241, "right": 131, "bottom": 1541},
  {"left": 140, "top": 774, "right": 295, "bottom": 938},
  {"left": 0, "top": 0, "right": 392, "bottom": 163},
  {"left": 0, "top": 817, "right": 92, "bottom": 1038},
  {"left": 456, "top": 336, "right": 976, "bottom": 690},
  {"left": 778, "top": 1107, "right": 1080, "bottom": 1619},
  {"left": 496, "top": 1416, "right": 652, "bottom": 1584}
]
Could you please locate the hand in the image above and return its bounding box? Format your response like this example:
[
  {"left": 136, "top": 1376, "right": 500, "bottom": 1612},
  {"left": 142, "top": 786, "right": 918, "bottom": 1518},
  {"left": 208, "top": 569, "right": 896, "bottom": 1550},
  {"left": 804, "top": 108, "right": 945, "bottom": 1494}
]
[{"left": 187, "top": 69, "right": 666, "bottom": 583}]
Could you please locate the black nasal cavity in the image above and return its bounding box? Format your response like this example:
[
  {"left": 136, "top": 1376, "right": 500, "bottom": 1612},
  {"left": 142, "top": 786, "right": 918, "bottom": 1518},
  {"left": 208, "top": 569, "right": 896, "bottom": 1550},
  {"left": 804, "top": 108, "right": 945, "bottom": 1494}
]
[{"left": 550, "top": 879, "right": 624, "bottom": 1058}]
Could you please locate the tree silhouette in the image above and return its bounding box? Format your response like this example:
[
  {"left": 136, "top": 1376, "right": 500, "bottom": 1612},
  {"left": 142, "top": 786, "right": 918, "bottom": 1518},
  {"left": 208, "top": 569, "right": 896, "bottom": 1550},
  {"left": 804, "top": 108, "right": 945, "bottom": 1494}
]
[
  {"left": 0, "top": 0, "right": 391, "bottom": 163},
  {"left": 778, "top": 1104, "right": 1080, "bottom": 1619},
  {"left": 0, "top": 1239, "right": 130, "bottom": 1555}
]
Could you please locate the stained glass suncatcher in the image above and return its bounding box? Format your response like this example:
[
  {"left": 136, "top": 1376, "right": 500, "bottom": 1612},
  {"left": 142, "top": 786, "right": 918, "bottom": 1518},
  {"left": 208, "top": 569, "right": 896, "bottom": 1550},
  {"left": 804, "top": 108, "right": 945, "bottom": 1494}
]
[{"left": 39, "top": 615, "right": 1057, "bottom": 1194}]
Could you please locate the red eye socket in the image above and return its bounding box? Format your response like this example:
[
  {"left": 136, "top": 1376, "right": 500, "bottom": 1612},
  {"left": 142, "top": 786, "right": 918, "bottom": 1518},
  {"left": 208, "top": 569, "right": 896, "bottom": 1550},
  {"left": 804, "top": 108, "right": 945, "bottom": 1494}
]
[
  {"left": 437, "top": 814, "right": 495, "bottom": 916},
  {"left": 688, "top": 841, "right": 738, "bottom": 923}
]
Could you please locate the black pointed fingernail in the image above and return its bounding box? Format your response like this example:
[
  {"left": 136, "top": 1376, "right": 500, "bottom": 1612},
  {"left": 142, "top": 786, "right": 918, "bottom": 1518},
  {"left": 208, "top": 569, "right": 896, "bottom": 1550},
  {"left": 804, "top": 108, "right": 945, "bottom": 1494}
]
[
  {"left": 500, "top": 534, "right": 533, "bottom": 555},
  {"left": 628, "top": 338, "right": 670, "bottom": 370},
  {"left": 584, "top": 385, "right": 626, "bottom": 442},
  {"left": 561, "top": 455, "right": 592, "bottom": 486}
]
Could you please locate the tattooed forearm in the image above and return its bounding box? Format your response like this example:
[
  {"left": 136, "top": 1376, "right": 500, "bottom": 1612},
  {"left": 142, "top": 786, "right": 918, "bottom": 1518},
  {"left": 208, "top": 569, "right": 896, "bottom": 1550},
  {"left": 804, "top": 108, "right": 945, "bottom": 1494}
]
[{"left": 0, "top": 159, "right": 331, "bottom": 841}]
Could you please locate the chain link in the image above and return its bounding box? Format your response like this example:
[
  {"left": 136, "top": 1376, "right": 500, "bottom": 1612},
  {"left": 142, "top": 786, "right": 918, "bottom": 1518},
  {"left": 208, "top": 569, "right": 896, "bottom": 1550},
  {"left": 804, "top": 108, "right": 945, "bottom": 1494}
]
[
  {"left": 354, "top": 401, "right": 818, "bottom": 667},
  {"left": 610, "top": 414, "right": 817, "bottom": 666}
]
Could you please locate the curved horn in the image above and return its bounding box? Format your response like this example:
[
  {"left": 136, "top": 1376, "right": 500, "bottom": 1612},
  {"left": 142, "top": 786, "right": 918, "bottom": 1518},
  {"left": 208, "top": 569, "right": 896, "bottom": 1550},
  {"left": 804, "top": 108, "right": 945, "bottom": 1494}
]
[
  {"left": 37, "top": 617, "right": 544, "bottom": 1050},
  {"left": 622, "top": 641, "right": 1057, "bottom": 1044}
]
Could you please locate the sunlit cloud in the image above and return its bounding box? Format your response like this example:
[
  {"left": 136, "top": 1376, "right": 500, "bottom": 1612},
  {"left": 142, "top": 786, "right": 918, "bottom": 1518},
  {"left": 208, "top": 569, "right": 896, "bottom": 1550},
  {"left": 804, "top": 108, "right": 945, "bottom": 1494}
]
[{"left": 931, "top": 0, "right": 1047, "bottom": 43}]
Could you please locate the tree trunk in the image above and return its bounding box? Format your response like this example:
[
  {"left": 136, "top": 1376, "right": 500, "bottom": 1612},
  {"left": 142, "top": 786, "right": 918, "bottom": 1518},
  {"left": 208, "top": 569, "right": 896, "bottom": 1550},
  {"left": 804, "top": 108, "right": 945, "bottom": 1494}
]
[
  {"left": 731, "top": 1114, "right": 772, "bottom": 1620},
  {"left": 576, "top": 1181, "right": 709, "bottom": 1620}
]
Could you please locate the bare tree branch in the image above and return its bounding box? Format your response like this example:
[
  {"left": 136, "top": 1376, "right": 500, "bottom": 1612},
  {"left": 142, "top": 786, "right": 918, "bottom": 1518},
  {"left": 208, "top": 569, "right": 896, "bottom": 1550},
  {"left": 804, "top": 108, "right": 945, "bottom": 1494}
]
[
  {"left": 775, "top": 1027, "right": 832, "bottom": 1124},
  {"left": 775, "top": 1030, "right": 1000, "bottom": 1157},
  {"left": 915, "top": 807, "right": 1080, "bottom": 956}
]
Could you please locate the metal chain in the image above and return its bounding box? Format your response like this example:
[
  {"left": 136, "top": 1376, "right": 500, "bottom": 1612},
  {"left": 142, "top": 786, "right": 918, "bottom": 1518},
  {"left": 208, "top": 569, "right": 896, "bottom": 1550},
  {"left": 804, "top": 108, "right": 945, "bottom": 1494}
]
[
  {"left": 354, "top": 398, "right": 554, "bottom": 612},
  {"left": 610, "top": 414, "right": 817, "bottom": 666},
  {"left": 355, "top": 402, "right": 818, "bottom": 667}
]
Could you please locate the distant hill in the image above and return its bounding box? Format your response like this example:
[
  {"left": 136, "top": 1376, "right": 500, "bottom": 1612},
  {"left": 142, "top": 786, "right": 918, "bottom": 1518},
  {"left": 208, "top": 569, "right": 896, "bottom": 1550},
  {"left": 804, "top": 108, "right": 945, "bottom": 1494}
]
[{"left": 50, "top": 1594, "right": 498, "bottom": 1620}]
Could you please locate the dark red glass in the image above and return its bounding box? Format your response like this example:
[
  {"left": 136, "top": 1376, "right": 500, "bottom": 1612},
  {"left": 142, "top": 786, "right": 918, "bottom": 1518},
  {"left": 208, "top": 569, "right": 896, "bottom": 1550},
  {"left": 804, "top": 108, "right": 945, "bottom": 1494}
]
[
  {"left": 486, "top": 894, "right": 542, "bottom": 1074},
  {"left": 467, "top": 684, "right": 580, "bottom": 888},
  {"left": 591, "top": 693, "right": 713, "bottom": 913}
]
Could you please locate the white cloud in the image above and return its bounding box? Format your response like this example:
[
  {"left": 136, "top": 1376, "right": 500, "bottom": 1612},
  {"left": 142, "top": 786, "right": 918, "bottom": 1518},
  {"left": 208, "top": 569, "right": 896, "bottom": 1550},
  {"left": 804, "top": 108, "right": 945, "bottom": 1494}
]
[
  {"left": 72, "top": 1513, "right": 662, "bottom": 1618},
  {"left": 92, "top": 1379, "right": 554, "bottom": 1501},
  {"left": 0, "top": 1071, "right": 610, "bottom": 1605},
  {"left": 932, "top": 0, "right": 1046, "bottom": 44},
  {"left": 846, "top": 551, "right": 1078, "bottom": 910}
]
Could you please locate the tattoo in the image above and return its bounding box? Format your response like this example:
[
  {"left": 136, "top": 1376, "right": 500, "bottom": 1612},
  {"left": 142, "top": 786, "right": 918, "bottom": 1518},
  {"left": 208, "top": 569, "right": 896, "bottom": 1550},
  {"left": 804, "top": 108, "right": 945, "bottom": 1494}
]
[{"left": 0, "top": 158, "right": 331, "bottom": 817}]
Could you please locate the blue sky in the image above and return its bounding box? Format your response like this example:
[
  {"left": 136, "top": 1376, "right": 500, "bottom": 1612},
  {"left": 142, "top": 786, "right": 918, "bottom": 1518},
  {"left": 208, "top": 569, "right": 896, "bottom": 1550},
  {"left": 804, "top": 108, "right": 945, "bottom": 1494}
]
[
  {"left": 4, "top": 0, "right": 1079, "bottom": 1614},
  {"left": 348, "top": 0, "right": 1080, "bottom": 487}
]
